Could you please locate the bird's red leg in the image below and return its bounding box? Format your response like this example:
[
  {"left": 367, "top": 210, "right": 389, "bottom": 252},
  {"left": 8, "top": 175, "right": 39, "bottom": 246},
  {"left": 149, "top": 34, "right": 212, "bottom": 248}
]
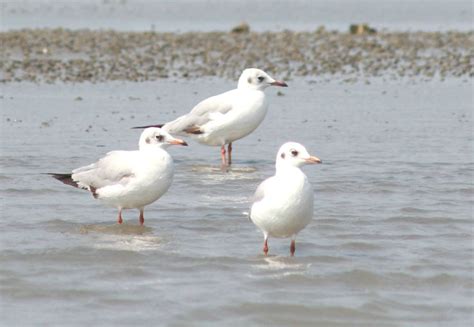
[
  {"left": 290, "top": 239, "right": 296, "bottom": 256},
  {"left": 117, "top": 209, "right": 123, "bottom": 224},
  {"left": 227, "top": 143, "right": 233, "bottom": 165},
  {"left": 139, "top": 209, "right": 144, "bottom": 225},
  {"left": 220, "top": 145, "right": 227, "bottom": 167},
  {"left": 263, "top": 237, "right": 269, "bottom": 256}
]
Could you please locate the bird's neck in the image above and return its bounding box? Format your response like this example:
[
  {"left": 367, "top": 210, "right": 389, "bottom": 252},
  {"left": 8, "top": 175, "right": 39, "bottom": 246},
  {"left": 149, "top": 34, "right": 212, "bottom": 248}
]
[
  {"left": 237, "top": 83, "right": 265, "bottom": 92},
  {"left": 275, "top": 163, "right": 302, "bottom": 176},
  {"left": 139, "top": 144, "right": 167, "bottom": 152}
]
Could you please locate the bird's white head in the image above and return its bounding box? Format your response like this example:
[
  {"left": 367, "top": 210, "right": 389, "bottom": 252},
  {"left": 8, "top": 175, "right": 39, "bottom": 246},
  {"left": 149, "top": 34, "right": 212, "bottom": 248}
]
[
  {"left": 275, "top": 142, "right": 321, "bottom": 170},
  {"left": 237, "top": 68, "right": 288, "bottom": 90},
  {"left": 139, "top": 127, "right": 188, "bottom": 150}
]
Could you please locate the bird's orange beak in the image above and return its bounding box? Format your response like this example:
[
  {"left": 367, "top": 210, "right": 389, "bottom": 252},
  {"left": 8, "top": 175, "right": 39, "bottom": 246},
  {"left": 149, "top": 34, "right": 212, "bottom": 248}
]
[
  {"left": 305, "top": 156, "right": 321, "bottom": 164},
  {"left": 169, "top": 138, "right": 188, "bottom": 146},
  {"left": 270, "top": 80, "right": 288, "bottom": 87}
]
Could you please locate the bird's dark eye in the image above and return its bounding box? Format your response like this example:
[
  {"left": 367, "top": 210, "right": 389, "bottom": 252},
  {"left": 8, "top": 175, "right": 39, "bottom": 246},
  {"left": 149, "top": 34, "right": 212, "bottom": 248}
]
[
  {"left": 257, "top": 76, "right": 265, "bottom": 82},
  {"left": 156, "top": 135, "right": 164, "bottom": 142},
  {"left": 291, "top": 149, "right": 298, "bottom": 157}
]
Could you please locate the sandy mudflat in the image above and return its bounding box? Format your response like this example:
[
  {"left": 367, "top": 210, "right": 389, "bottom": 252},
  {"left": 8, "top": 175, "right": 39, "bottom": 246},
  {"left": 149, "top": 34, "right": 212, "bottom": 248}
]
[{"left": 1, "top": 28, "right": 472, "bottom": 83}]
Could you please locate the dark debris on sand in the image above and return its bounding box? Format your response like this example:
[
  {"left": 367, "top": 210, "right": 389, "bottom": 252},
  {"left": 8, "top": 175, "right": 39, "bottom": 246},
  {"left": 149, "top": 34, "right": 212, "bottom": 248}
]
[{"left": 0, "top": 28, "right": 473, "bottom": 83}]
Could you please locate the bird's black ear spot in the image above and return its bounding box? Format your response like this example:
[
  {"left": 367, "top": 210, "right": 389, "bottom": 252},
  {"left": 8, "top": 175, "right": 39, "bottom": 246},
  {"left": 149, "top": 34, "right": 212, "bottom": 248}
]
[
  {"left": 146, "top": 137, "right": 151, "bottom": 144},
  {"left": 281, "top": 153, "right": 285, "bottom": 159},
  {"left": 248, "top": 77, "right": 252, "bottom": 83}
]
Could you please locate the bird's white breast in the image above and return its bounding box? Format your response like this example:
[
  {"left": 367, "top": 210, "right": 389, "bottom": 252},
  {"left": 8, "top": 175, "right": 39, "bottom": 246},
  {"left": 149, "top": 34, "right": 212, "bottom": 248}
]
[
  {"left": 199, "top": 89, "right": 268, "bottom": 145},
  {"left": 99, "top": 149, "right": 174, "bottom": 209},
  {"left": 251, "top": 168, "right": 314, "bottom": 238}
]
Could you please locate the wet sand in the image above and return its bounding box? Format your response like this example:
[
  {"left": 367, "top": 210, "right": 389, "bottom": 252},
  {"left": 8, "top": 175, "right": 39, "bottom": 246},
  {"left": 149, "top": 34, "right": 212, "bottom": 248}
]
[{"left": 1, "top": 29, "right": 473, "bottom": 83}]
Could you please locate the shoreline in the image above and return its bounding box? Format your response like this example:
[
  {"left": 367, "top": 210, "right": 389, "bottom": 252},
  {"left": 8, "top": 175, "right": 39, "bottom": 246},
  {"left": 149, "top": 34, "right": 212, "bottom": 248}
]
[{"left": 1, "top": 28, "right": 473, "bottom": 83}]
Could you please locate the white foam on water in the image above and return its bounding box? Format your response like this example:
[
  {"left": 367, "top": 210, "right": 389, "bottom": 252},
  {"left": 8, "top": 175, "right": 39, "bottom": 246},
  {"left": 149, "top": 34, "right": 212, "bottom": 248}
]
[
  {"left": 253, "top": 256, "right": 309, "bottom": 271},
  {"left": 91, "top": 234, "right": 163, "bottom": 252}
]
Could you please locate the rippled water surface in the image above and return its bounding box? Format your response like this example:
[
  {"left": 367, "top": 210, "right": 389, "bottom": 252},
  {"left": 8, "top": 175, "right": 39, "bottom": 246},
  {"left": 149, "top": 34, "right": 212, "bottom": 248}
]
[
  {"left": 1, "top": 78, "right": 473, "bottom": 326},
  {"left": 2, "top": 0, "right": 472, "bottom": 32}
]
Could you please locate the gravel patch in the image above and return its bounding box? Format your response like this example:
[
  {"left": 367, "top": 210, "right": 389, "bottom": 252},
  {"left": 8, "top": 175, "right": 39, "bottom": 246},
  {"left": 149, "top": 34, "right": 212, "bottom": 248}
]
[{"left": 1, "top": 28, "right": 472, "bottom": 83}]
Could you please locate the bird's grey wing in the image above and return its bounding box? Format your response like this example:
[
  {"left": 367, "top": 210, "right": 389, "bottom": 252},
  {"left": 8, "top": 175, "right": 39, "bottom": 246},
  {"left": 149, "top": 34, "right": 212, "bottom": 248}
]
[
  {"left": 249, "top": 176, "right": 274, "bottom": 221},
  {"left": 163, "top": 90, "right": 236, "bottom": 134},
  {"left": 71, "top": 151, "right": 135, "bottom": 190},
  {"left": 252, "top": 178, "right": 272, "bottom": 203}
]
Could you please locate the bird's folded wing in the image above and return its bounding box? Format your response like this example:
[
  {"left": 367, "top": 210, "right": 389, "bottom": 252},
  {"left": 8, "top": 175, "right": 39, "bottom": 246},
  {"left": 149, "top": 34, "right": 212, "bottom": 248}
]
[
  {"left": 249, "top": 177, "right": 275, "bottom": 221},
  {"left": 164, "top": 90, "right": 236, "bottom": 134},
  {"left": 72, "top": 151, "right": 136, "bottom": 189},
  {"left": 252, "top": 177, "right": 275, "bottom": 203}
]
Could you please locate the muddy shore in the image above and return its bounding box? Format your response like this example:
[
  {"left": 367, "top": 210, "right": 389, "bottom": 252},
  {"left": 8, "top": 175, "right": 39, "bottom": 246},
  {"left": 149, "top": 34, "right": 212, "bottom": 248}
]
[{"left": 1, "top": 28, "right": 472, "bottom": 83}]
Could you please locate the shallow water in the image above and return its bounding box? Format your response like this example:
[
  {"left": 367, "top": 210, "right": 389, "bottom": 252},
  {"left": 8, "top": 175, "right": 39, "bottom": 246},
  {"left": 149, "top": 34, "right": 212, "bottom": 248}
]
[
  {"left": 0, "top": 78, "right": 472, "bottom": 326},
  {"left": 2, "top": 0, "right": 472, "bottom": 32}
]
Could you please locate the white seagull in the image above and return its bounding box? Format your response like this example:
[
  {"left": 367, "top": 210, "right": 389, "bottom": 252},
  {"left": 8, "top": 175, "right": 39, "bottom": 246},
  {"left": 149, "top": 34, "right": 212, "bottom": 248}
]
[
  {"left": 249, "top": 142, "right": 321, "bottom": 256},
  {"left": 49, "top": 128, "right": 187, "bottom": 225},
  {"left": 133, "top": 68, "right": 287, "bottom": 167}
]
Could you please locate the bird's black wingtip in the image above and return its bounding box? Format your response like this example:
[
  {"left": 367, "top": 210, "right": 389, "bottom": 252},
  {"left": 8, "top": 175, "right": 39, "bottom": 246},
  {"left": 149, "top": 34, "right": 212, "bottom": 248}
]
[
  {"left": 47, "top": 173, "right": 79, "bottom": 188},
  {"left": 131, "top": 124, "right": 165, "bottom": 130}
]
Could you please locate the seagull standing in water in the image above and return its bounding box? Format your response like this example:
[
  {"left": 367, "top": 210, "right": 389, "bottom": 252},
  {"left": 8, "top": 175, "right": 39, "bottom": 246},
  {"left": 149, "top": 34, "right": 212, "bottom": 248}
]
[
  {"left": 133, "top": 68, "right": 287, "bottom": 167},
  {"left": 249, "top": 142, "right": 321, "bottom": 256},
  {"left": 49, "top": 128, "right": 187, "bottom": 225}
]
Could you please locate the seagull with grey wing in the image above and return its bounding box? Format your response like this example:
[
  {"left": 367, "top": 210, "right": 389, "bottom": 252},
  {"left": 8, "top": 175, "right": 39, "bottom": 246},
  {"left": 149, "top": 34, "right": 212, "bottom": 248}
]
[
  {"left": 133, "top": 68, "right": 287, "bottom": 167},
  {"left": 249, "top": 142, "right": 322, "bottom": 256},
  {"left": 48, "top": 128, "right": 187, "bottom": 225}
]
